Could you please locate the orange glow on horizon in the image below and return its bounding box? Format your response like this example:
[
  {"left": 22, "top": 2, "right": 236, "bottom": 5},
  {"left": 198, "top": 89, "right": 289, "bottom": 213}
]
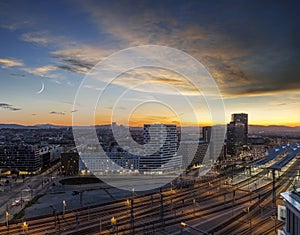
[
  {"left": 4, "top": 119, "right": 299, "bottom": 127},
  {"left": 1, "top": 112, "right": 298, "bottom": 127}
]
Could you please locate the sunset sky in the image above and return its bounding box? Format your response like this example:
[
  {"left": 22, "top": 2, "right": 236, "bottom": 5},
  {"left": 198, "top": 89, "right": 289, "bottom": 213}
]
[{"left": 0, "top": 0, "right": 299, "bottom": 126}]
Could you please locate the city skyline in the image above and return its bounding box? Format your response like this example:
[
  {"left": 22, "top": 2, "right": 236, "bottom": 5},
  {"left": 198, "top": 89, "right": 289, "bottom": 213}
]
[{"left": 1, "top": 1, "right": 300, "bottom": 127}]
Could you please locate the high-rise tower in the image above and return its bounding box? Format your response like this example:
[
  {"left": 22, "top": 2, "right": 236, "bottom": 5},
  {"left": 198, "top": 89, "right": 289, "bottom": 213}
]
[
  {"left": 226, "top": 113, "right": 248, "bottom": 156},
  {"left": 231, "top": 113, "right": 248, "bottom": 144},
  {"left": 141, "top": 124, "right": 180, "bottom": 172}
]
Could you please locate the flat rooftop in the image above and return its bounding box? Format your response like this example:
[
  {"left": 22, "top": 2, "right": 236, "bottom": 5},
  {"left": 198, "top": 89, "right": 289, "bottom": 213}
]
[{"left": 281, "top": 189, "right": 300, "bottom": 212}]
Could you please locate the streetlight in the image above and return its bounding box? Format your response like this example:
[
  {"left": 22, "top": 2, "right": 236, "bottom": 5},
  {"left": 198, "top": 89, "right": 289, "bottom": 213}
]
[
  {"left": 62, "top": 200, "right": 67, "bottom": 217},
  {"left": 232, "top": 189, "right": 236, "bottom": 216},
  {"left": 21, "top": 191, "right": 23, "bottom": 207},
  {"left": 208, "top": 182, "right": 213, "bottom": 195},
  {"left": 159, "top": 189, "right": 165, "bottom": 229},
  {"left": 111, "top": 216, "right": 118, "bottom": 234},
  {"left": 244, "top": 207, "right": 252, "bottom": 235},
  {"left": 27, "top": 185, "right": 33, "bottom": 198},
  {"left": 125, "top": 199, "right": 130, "bottom": 207},
  {"left": 22, "top": 221, "right": 28, "bottom": 235},
  {"left": 271, "top": 215, "right": 277, "bottom": 233},
  {"left": 5, "top": 210, "right": 9, "bottom": 228},
  {"left": 130, "top": 188, "right": 135, "bottom": 234},
  {"left": 125, "top": 198, "right": 134, "bottom": 234},
  {"left": 111, "top": 216, "right": 117, "bottom": 224},
  {"left": 50, "top": 205, "right": 58, "bottom": 229},
  {"left": 99, "top": 218, "right": 102, "bottom": 235},
  {"left": 180, "top": 222, "right": 212, "bottom": 234},
  {"left": 193, "top": 198, "right": 196, "bottom": 215},
  {"left": 75, "top": 210, "right": 79, "bottom": 226}
]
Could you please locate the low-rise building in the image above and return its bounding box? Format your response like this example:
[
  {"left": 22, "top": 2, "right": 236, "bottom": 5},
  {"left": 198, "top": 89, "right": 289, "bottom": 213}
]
[
  {"left": 279, "top": 189, "right": 300, "bottom": 235},
  {"left": 61, "top": 152, "right": 79, "bottom": 176},
  {"left": 0, "top": 144, "right": 43, "bottom": 174}
]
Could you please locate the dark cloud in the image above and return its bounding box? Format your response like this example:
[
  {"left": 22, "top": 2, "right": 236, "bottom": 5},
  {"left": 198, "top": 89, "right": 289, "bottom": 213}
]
[
  {"left": 56, "top": 64, "right": 84, "bottom": 74},
  {"left": 51, "top": 50, "right": 96, "bottom": 74},
  {"left": 10, "top": 73, "right": 26, "bottom": 78},
  {"left": 55, "top": 58, "right": 94, "bottom": 74},
  {"left": 50, "top": 111, "right": 65, "bottom": 115},
  {"left": 0, "top": 103, "right": 21, "bottom": 111},
  {"left": 77, "top": 0, "right": 300, "bottom": 96}
]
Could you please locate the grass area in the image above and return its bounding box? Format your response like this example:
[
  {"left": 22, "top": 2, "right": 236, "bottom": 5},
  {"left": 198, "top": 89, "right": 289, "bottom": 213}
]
[
  {"left": 12, "top": 194, "right": 43, "bottom": 221},
  {"left": 49, "top": 191, "right": 65, "bottom": 195},
  {"left": 59, "top": 177, "right": 101, "bottom": 185}
]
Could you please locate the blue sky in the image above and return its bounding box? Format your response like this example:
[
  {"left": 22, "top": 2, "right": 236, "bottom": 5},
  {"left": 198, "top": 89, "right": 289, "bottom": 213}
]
[{"left": 0, "top": 0, "right": 299, "bottom": 126}]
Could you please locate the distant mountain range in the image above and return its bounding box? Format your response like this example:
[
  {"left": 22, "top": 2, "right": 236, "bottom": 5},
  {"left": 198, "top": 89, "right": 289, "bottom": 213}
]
[
  {"left": 248, "top": 125, "right": 300, "bottom": 137},
  {"left": 0, "top": 124, "right": 68, "bottom": 129}
]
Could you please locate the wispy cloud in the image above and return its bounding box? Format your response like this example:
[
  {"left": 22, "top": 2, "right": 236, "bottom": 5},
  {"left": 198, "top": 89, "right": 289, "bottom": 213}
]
[
  {"left": 0, "top": 1, "right": 34, "bottom": 31},
  {"left": 1, "top": 21, "right": 32, "bottom": 31},
  {"left": 21, "top": 65, "right": 61, "bottom": 83},
  {"left": 50, "top": 111, "right": 65, "bottom": 115},
  {"left": 0, "top": 103, "right": 21, "bottom": 111},
  {"left": 0, "top": 58, "right": 24, "bottom": 68},
  {"left": 22, "top": 65, "right": 57, "bottom": 76},
  {"left": 21, "top": 31, "right": 51, "bottom": 45},
  {"left": 10, "top": 73, "right": 26, "bottom": 78},
  {"left": 111, "top": 68, "right": 200, "bottom": 96},
  {"left": 52, "top": 46, "right": 111, "bottom": 74},
  {"left": 21, "top": 31, "right": 77, "bottom": 47},
  {"left": 83, "top": 84, "right": 102, "bottom": 91}
]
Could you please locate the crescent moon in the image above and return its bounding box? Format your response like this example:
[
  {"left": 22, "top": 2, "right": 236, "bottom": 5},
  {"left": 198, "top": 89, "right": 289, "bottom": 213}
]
[{"left": 36, "top": 81, "right": 45, "bottom": 94}]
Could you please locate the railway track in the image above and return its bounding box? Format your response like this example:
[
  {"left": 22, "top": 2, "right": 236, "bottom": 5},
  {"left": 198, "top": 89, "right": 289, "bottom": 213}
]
[{"left": 0, "top": 159, "right": 298, "bottom": 235}]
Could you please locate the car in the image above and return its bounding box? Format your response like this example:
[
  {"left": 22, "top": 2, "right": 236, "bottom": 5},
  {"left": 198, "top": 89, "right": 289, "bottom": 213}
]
[
  {"left": 11, "top": 198, "right": 24, "bottom": 206},
  {"left": 11, "top": 199, "right": 20, "bottom": 206}
]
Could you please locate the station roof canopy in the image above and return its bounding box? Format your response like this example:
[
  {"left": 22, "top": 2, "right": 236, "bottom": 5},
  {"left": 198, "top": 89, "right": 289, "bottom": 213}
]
[
  {"left": 268, "top": 145, "right": 300, "bottom": 171},
  {"left": 253, "top": 145, "right": 287, "bottom": 167}
]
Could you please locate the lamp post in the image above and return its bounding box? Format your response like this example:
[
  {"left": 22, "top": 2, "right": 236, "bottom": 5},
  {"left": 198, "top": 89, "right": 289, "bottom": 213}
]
[
  {"left": 125, "top": 198, "right": 134, "bottom": 234},
  {"left": 244, "top": 207, "right": 252, "bottom": 235},
  {"left": 21, "top": 191, "right": 23, "bottom": 207},
  {"left": 193, "top": 198, "right": 196, "bottom": 215},
  {"left": 50, "top": 205, "right": 57, "bottom": 228},
  {"left": 180, "top": 222, "right": 212, "bottom": 234},
  {"left": 232, "top": 189, "right": 236, "bottom": 216},
  {"left": 272, "top": 169, "right": 276, "bottom": 208},
  {"left": 27, "top": 185, "right": 33, "bottom": 198},
  {"left": 99, "top": 218, "right": 102, "bottom": 235},
  {"left": 271, "top": 215, "right": 277, "bottom": 233},
  {"left": 111, "top": 216, "right": 117, "bottom": 234},
  {"left": 22, "top": 221, "right": 28, "bottom": 235},
  {"left": 208, "top": 182, "right": 213, "bottom": 195},
  {"left": 160, "top": 190, "right": 164, "bottom": 229},
  {"left": 5, "top": 210, "right": 9, "bottom": 229},
  {"left": 131, "top": 188, "right": 135, "bottom": 234},
  {"left": 76, "top": 210, "right": 79, "bottom": 227},
  {"left": 126, "top": 199, "right": 130, "bottom": 207},
  {"left": 62, "top": 200, "right": 67, "bottom": 217}
]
